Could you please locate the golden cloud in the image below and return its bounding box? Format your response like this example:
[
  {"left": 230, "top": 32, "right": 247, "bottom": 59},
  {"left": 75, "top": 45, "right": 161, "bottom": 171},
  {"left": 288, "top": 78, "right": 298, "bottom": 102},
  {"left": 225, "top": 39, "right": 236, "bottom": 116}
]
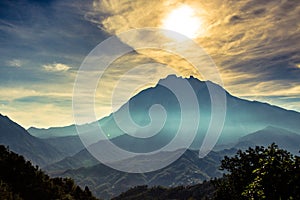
[{"left": 43, "top": 63, "right": 71, "bottom": 72}]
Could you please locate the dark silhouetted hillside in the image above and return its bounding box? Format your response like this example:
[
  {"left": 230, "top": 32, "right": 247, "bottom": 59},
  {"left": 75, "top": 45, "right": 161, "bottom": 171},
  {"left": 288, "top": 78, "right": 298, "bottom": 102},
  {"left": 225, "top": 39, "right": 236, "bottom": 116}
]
[
  {"left": 236, "top": 126, "right": 300, "bottom": 155},
  {"left": 112, "top": 182, "right": 214, "bottom": 200},
  {"left": 112, "top": 144, "right": 300, "bottom": 200},
  {"left": 59, "top": 149, "right": 230, "bottom": 199},
  {"left": 0, "top": 145, "right": 99, "bottom": 200},
  {"left": 0, "top": 114, "right": 64, "bottom": 167}
]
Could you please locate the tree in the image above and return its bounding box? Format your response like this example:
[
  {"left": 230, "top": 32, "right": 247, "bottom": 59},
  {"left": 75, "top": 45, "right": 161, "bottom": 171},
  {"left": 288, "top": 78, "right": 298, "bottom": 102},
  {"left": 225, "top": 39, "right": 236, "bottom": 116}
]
[
  {"left": 213, "top": 143, "right": 300, "bottom": 200},
  {"left": 0, "top": 145, "right": 99, "bottom": 200}
]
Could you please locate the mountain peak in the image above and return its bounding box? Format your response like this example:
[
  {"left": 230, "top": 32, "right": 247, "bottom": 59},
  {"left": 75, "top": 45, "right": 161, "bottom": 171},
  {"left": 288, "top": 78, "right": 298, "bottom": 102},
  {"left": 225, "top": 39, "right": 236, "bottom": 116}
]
[
  {"left": 0, "top": 113, "right": 24, "bottom": 132},
  {"left": 156, "top": 74, "right": 212, "bottom": 95},
  {"left": 158, "top": 74, "right": 204, "bottom": 84},
  {"left": 237, "top": 126, "right": 300, "bottom": 155},
  {"left": 158, "top": 74, "right": 184, "bottom": 84},
  {"left": 0, "top": 113, "right": 10, "bottom": 121},
  {"left": 0, "top": 112, "right": 64, "bottom": 166}
]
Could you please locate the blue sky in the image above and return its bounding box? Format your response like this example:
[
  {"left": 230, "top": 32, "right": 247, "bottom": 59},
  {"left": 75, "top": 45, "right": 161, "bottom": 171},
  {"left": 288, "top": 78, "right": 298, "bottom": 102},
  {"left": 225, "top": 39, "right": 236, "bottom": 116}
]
[{"left": 0, "top": 0, "right": 299, "bottom": 128}]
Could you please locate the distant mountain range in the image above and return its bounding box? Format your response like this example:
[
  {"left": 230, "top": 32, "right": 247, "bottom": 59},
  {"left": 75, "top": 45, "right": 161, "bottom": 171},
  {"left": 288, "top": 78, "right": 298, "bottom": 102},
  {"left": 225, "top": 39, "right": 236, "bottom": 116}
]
[
  {"left": 28, "top": 75, "right": 300, "bottom": 148},
  {"left": 28, "top": 125, "right": 78, "bottom": 138},
  {"left": 235, "top": 126, "right": 300, "bottom": 154},
  {"left": 1, "top": 75, "right": 300, "bottom": 199},
  {"left": 1, "top": 111, "right": 298, "bottom": 199},
  {"left": 41, "top": 135, "right": 85, "bottom": 157},
  {"left": 0, "top": 114, "right": 63, "bottom": 167},
  {"left": 44, "top": 126, "right": 299, "bottom": 199},
  {"left": 59, "top": 148, "right": 232, "bottom": 199}
]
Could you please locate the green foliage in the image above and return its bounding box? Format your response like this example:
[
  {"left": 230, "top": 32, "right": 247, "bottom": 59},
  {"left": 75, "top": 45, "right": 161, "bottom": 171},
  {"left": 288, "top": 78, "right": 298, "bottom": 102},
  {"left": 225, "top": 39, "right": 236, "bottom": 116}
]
[
  {"left": 105, "top": 143, "right": 300, "bottom": 200},
  {"left": 0, "top": 145, "right": 99, "bottom": 200},
  {"left": 213, "top": 143, "right": 300, "bottom": 200},
  {"left": 112, "top": 181, "right": 215, "bottom": 200}
]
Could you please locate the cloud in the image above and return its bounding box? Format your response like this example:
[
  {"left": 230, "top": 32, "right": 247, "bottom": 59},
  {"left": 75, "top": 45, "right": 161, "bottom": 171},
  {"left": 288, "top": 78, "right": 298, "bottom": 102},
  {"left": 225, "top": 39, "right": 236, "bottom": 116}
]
[
  {"left": 0, "top": 87, "right": 73, "bottom": 128},
  {"left": 85, "top": 0, "right": 300, "bottom": 113},
  {"left": 1, "top": 0, "right": 300, "bottom": 128},
  {"left": 43, "top": 63, "right": 71, "bottom": 72},
  {"left": 1, "top": 102, "right": 73, "bottom": 129},
  {"left": 89, "top": 0, "right": 300, "bottom": 79},
  {"left": 0, "top": 0, "right": 105, "bottom": 127},
  {"left": 6, "top": 59, "right": 22, "bottom": 67},
  {"left": 86, "top": 0, "right": 165, "bottom": 34}
]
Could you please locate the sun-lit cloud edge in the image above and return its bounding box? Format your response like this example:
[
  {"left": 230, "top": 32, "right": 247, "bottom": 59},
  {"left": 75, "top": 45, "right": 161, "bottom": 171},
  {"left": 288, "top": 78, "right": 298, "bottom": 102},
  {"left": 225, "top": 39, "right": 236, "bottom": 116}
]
[
  {"left": 43, "top": 63, "right": 72, "bottom": 72},
  {"left": 1, "top": 0, "right": 299, "bottom": 128},
  {"left": 85, "top": 0, "right": 300, "bottom": 114}
]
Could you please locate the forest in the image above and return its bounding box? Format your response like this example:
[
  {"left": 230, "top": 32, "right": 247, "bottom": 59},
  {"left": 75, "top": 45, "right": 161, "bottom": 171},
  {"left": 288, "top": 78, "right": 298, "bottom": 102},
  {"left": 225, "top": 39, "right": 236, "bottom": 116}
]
[
  {"left": 1, "top": 143, "right": 299, "bottom": 200},
  {"left": 114, "top": 144, "right": 300, "bottom": 200},
  {"left": 0, "top": 145, "right": 98, "bottom": 200}
]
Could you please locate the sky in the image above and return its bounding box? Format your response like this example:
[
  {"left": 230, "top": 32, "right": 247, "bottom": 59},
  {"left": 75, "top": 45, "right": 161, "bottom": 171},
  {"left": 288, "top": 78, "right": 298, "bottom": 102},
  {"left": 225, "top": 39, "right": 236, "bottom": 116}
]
[{"left": 0, "top": 0, "right": 299, "bottom": 128}]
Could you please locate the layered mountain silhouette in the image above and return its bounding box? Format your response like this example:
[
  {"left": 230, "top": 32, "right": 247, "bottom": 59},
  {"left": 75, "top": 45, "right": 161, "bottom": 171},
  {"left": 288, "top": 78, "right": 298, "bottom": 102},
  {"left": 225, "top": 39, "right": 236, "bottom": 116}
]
[
  {"left": 29, "top": 75, "right": 300, "bottom": 155},
  {"left": 42, "top": 135, "right": 85, "bottom": 157},
  {"left": 235, "top": 126, "right": 300, "bottom": 154},
  {"left": 1, "top": 75, "right": 300, "bottom": 199},
  {"left": 0, "top": 114, "right": 64, "bottom": 167},
  {"left": 28, "top": 125, "right": 78, "bottom": 138},
  {"left": 0, "top": 145, "right": 98, "bottom": 200},
  {"left": 59, "top": 149, "right": 234, "bottom": 199}
]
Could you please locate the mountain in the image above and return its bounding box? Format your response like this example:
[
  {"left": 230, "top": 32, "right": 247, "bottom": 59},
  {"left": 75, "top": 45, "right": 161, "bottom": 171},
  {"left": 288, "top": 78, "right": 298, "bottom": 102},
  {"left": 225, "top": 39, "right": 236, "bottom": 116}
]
[
  {"left": 44, "top": 148, "right": 99, "bottom": 175},
  {"left": 28, "top": 115, "right": 118, "bottom": 139},
  {"left": 0, "top": 145, "right": 98, "bottom": 200},
  {"left": 235, "top": 126, "right": 300, "bottom": 155},
  {"left": 0, "top": 114, "right": 64, "bottom": 167},
  {"left": 44, "top": 125, "right": 300, "bottom": 199},
  {"left": 42, "top": 131, "right": 235, "bottom": 175},
  {"left": 45, "top": 126, "right": 300, "bottom": 175},
  {"left": 28, "top": 75, "right": 300, "bottom": 150},
  {"left": 19, "top": 74, "right": 300, "bottom": 198},
  {"left": 58, "top": 149, "right": 231, "bottom": 199},
  {"left": 43, "top": 75, "right": 300, "bottom": 171},
  {"left": 112, "top": 142, "right": 300, "bottom": 200},
  {"left": 41, "top": 135, "right": 85, "bottom": 157},
  {"left": 28, "top": 125, "right": 78, "bottom": 139}
]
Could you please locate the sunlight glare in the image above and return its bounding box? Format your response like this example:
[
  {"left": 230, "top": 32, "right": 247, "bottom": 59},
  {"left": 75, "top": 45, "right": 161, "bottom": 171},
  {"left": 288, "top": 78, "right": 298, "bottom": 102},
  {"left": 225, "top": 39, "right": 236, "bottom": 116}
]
[{"left": 162, "top": 5, "right": 203, "bottom": 39}]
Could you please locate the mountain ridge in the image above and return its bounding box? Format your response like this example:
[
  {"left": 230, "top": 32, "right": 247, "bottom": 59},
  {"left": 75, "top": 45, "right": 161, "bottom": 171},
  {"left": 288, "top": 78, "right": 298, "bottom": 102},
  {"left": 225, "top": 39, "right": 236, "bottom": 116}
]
[
  {"left": 235, "top": 126, "right": 300, "bottom": 155},
  {"left": 28, "top": 75, "right": 300, "bottom": 140},
  {"left": 59, "top": 148, "right": 229, "bottom": 199},
  {"left": 0, "top": 114, "right": 65, "bottom": 167}
]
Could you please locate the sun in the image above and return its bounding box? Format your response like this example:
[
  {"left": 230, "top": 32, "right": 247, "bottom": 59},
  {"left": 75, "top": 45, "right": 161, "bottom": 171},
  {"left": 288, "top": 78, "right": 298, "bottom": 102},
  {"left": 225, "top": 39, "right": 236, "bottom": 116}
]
[{"left": 162, "top": 5, "right": 203, "bottom": 39}]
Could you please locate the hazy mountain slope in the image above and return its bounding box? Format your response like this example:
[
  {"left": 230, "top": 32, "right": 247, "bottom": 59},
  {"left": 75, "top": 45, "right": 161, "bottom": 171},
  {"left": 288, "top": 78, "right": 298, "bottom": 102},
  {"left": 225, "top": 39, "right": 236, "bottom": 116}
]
[
  {"left": 27, "top": 115, "right": 118, "bottom": 139},
  {"left": 28, "top": 75, "right": 300, "bottom": 148},
  {"left": 43, "top": 75, "right": 300, "bottom": 172},
  {"left": 59, "top": 149, "right": 235, "bottom": 199},
  {"left": 44, "top": 149, "right": 99, "bottom": 175},
  {"left": 44, "top": 126, "right": 300, "bottom": 197},
  {"left": 235, "top": 126, "right": 300, "bottom": 155},
  {"left": 0, "top": 114, "right": 64, "bottom": 167},
  {"left": 43, "top": 130, "right": 237, "bottom": 175},
  {"left": 28, "top": 125, "right": 78, "bottom": 138},
  {"left": 41, "top": 135, "right": 85, "bottom": 157}
]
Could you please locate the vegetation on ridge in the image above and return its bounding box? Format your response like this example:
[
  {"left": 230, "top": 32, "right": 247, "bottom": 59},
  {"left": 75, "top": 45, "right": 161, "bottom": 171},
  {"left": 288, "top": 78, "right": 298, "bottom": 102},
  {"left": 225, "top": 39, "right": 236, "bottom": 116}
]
[
  {"left": 113, "top": 144, "right": 300, "bottom": 200},
  {"left": 214, "top": 143, "right": 300, "bottom": 199},
  {"left": 0, "top": 145, "right": 99, "bottom": 200},
  {"left": 1, "top": 141, "right": 299, "bottom": 200}
]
